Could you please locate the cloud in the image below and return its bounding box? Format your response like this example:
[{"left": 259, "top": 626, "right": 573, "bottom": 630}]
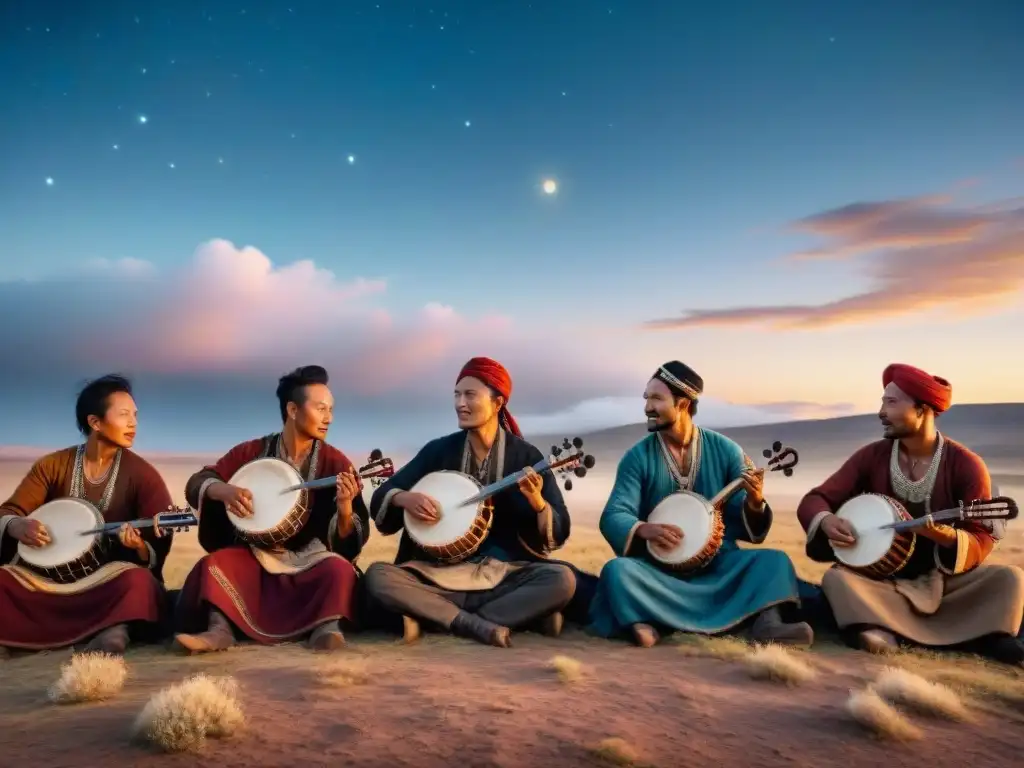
[
  {"left": 0, "top": 239, "right": 638, "bottom": 417},
  {"left": 645, "top": 193, "right": 1024, "bottom": 330}
]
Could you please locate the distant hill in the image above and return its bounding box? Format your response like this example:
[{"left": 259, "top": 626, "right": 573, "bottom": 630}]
[{"left": 531, "top": 402, "right": 1024, "bottom": 474}]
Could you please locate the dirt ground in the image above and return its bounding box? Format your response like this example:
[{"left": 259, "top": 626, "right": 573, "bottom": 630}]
[{"left": 3, "top": 629, "right": 1023, "bottom": 768}]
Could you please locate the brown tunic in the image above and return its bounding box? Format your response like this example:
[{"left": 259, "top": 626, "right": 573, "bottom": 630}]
[
  {"left": 796, "top": 435, "right": 1024, "bottom": 645},
  {"left": 0, "top": 445, "right": 172, "bottom": 649}
]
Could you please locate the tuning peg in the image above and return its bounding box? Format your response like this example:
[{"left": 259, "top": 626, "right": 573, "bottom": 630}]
[
  {"left": 564, "top": 479, "right": 573, "bottom": 491},
  {"left": 583, "top": 455, "right": 596, "bottom": 469},
  {"left": 562, "top": 438, "right": 571, "bottom": 449},
  {"left": 551, "top": 445, "right": 562, "bottom": 457},
  {"left": 772, "top": 440, "right": 782, "bottom": 454},
  {"left": 572, "top": 436, "right": 583, "bottom": 448},
  {"left": 574, "top": 466, "right": 586, "bottom": 478},
  {"left": 370, "top": 448, "right": 383, "bottom": 461},
  {"left": 762, "top": 449, "right": 772, "bottom": 459},
  {"left": 783, "top": 468, "right": 793, "bottom": 477}
]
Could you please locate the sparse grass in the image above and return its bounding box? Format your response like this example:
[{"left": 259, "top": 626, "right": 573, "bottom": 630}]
[
  {"left": 588, "top": 737, "right": 639, "bottom": 766},
  {"left": 873, "top": 667, "right": 971, "bottom": 721},
  {"left": 548, "top": 654, "right": 583, "bottom": 684},
  {"left": 670, "top": 633, "right": 751, "bottom": 662},
  {"left": 890, "top": 649, "right": 1024, "bottom": 713},
  {"left": 315, "top": 659, "right": 370, "bottom": 688},
  {"left": 132, "top": 674, "right": 244, "bottom": 753},
  {"left": 743, "top": 644, "right": 817, "bottom": 686},
  {"left": 845, "top": 687, "right": 922, "bottom": 741},
  {"left": 47, "top": 652, "right": 127, "bottom": 704}
]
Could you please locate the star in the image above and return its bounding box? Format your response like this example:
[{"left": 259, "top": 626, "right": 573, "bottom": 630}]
[
  {"left": 138, "top": 115, "right": 148, "bottom": 124},
  {"left": 218, "top": 157, "right": 224, "bottom": 164},
  {"left": 464, "top": 120, "right": 471, "bottom": 127},
  {"left": 347, "top": 155, "right": 356, "bottom": 164},
  {"left": 168, "top": 162, "right": 176, "bottom": 169},
  {"left": 45, "top": 177, "right": 54, "bottom": 186},
  {"left": 141, "top": 67, "right": 147, "bottom": 74},
  {"left": 112, "top": 144, "right": 119, "bottom": 150},
  {"left": 542, "top": 179, "right": 557, "bottom": 195}
]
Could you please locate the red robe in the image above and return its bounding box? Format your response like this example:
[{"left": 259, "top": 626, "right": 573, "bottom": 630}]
[
  {"left": 797, "top": 436, "right": 994, "bottom": 577},
  {"left": 0, "top": 446, "right": 171, "bottom": 650},
  {"left": 174, "top": 434, "right": 368, "bottom": 642}
]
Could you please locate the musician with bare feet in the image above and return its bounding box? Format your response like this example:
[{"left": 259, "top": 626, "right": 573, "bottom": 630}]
[
  {"left": 0, "top": 375, "right": 173, "bottom": 656},
  {"left": 173, "top": 365, "right": 368, "bottom": 654},
  {"left": 798, "top": 363, "right": 1024, "bottom": 664},
  {"left": 363, "top": 357, "right": 577, "bottom": 648},
  {"left": 588, "top": 361, "right": 812, "bottom": 648}
]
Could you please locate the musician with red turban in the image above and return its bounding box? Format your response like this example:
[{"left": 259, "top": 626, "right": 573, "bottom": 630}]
[
  {"left": 173, "top": 365, "right": 368, "bottom": 654},
  {"left": 364, "top": 357, "right": 579, "bottom": 647},
  {"left": 798, "top": 363, "right": 1024, "bottom": 664}
]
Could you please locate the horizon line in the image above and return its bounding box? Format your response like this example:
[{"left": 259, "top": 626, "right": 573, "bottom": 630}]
[{"left": 0, "top": 400, "right": 1018, "bottom": 461}]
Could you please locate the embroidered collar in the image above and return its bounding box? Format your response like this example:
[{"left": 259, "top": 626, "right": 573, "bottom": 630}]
[
  {"left": 461, "top": 429, "right": 506, "bottom": 485},
  {"left": 70, "top": 444, "right": 122, "bottom": 513},
  {"left": 656, "top": 428, "right": 702, "bottom": 491}
]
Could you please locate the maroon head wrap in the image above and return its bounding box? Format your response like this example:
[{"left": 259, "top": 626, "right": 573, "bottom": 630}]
[
  {"left": 882, "top": 363, "right": 953, "bottom": 414},
  {"left": 457, "top": 356, "right": 521, "bottom": 437}
]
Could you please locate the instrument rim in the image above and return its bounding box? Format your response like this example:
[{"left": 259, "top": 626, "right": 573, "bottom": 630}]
[
  {"left": 17, "top": 497, "right": 105, "bottom": 567},
  {"left": 404, "top": 469, "right": 486, "bottom": 548},
  {"left": 645, "top": 489, "right": 718, "bottom": 565},
  {"left": 226, "top": 456, "right": 307, "bottom": 536}
]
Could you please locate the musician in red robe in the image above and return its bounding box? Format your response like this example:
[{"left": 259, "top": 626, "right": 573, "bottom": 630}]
[
  {"left": 364, "top": 357, "right": 580, "bottom": 648},
  {"left": 173, "top": 365, "right": 368, "bottom": 653},
  {"left": 797, "top": 363, "right": 1024, "bottom": 664},
  {"left": 0, "top": 375, "right": 173, "bottom": 657}
]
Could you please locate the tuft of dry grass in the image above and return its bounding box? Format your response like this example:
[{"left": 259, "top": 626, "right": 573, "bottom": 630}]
[
  {"left": 742, "top": 644, "right": 817, "bottom": 686},
  {"left": 671, "top": 633, "right": 751, "bottom": 662},
  {"left": 316, "top": 659, "right": 370, "bottom": 688},
  {"left": 588, "top": 737, "right": 639, "bottom": 766},
  {"left": 873, "top": 667, "right": 971, "bottom": 721},
  {"left": 548, "top": 654, "right": 583, "bottom": 684},
  {"left": 845, "top": 687, "right": 921, "bottom": 741},
  {"left": 132, "top": 674, "right": 244, "bottom": 753},
  {"left": 47, "top": 652, "right": 127, "bottom": 704}
]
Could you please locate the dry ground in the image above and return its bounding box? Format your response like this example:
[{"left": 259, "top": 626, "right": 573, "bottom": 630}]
[{"left": 3, "top": 460, "right": 1024, "bottom": 767}]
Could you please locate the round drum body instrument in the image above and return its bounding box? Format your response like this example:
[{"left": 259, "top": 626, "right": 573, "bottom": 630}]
[
  {"left": 831, "top": 493, "right": 916, "bottom": 579},
  {"left": 646, "top": 491, "right": 726, "bottom": 573},
  {"left": 228, "top": 458, "right": 310, "bottom": 548},
  {"left": 403, "top": 471, "right": 494, "bottom": 564},
  {"left": 16, "top": 498, "right": 108, "bottom": 584}
]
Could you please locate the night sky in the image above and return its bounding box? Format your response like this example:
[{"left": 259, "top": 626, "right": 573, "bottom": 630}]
[{"left": 1, "top": 1, "right": 1022, "bottom": 454}]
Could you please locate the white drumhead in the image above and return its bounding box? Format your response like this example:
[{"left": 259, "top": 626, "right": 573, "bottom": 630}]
[
  {"left": 228, "top": 458, "right": 304, "bottom": 533},
  {"left": 18, "top": 498, "right": 101, "bottom": 567},
  {"left": 405, "top": 471, "right": 482, "bottom": 547},
  {"left": 646, "top": 492, "right": 713, "bottom": 565},
  {"left": 833, "top": 494, "right": 899, "bottom": 566}
]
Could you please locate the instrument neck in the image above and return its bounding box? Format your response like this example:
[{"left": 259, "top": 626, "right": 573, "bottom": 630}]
[
  {"left": 475, "top": 456, "right": 548, "bottom": 499},
  {"left": 708, "top": 477, "right": 746, "bottom": 509}
]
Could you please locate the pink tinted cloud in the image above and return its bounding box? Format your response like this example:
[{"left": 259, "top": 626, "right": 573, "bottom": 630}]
[
  {"left": 646, "top": 193, "right": 1024, "bottom": 330},
  {"left": 0, "top": 239, "right": 635, "bottom": 410}
]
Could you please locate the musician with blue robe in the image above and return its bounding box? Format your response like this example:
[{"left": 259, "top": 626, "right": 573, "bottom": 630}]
[
  {"left": 588, "top": 361, "right": 812, "bottom": 648},
  {"left": 364, "top": 357, "right": 578, "bottom": 648}
]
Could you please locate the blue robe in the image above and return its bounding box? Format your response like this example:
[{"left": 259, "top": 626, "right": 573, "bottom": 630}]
[{"left": 588, "top": 428, "right": 803, "bottom": 637}]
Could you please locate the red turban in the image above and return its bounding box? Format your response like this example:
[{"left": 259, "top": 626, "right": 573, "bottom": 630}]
[
  {"left": 882, "top": 363, "right": 953, "bottom": 414},
  {"left": 457, "top": 357, "right": 521, "bottom": 437}
]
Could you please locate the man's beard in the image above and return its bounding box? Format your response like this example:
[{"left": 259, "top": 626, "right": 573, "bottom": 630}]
[
  {"left": 881, "top": 422, "right": 912, "bottom": 439},
  {"left": 646, "top": 414, "right": 671, "bottom": 432}
]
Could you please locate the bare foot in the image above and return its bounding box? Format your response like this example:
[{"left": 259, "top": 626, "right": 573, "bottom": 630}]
[
  {"left": 631, "top": 623, "right": 660, "bottom": 648},
  {"left": 858, "top": 628, "right": 898, "bottom": 655},
  {"left": 402, "top": 616, "right": 422, "bottom": 644}
]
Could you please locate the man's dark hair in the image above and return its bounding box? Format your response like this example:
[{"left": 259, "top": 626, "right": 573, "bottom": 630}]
[
  {"left": 75, "top": 374, "right": 133, "bottom": 437},
  {"left": 276, "top": 365, "right": 329, "bottom": 422}
]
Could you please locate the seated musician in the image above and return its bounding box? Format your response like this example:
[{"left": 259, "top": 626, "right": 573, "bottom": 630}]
[
  {"left": 588, "top": 361, "right": 812, "bottom": 648},
  {"left": 173, "top": 365, "right": 368, "bottom": 653},
  {"left": 364, "top": 357, "right": 577, "bottom": 648},
  {"left": 797, "top": 363, "right": 1024, "bottom": 664},
  {"left": 0, "top": 375, "right": 173, "bottom": 657}
]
